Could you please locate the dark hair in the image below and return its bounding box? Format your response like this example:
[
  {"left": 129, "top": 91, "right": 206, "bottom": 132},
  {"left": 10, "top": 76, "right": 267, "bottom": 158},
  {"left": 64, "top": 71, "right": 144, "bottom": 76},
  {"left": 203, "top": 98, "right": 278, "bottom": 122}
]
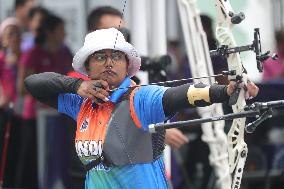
[
  {"left": 14, "top": 0, "right": 30, "bottom": 9},
  {"left": 35, "top": 13, "right": 64, "bottom": 45},
  {"left": 200, "top": 14, "right": 217, "bottom": 50},
  {"left": 275, "top": 28, "right": 284, "bottom": 44},
  {"left": 200, "top": 15, "right": 213, "bottom": 35},
  {"left": 87, "top": 6, "right": 123, "bottom": 32},
  {"left": 28, "top": 6, "right": 49, "bottom": 19}
]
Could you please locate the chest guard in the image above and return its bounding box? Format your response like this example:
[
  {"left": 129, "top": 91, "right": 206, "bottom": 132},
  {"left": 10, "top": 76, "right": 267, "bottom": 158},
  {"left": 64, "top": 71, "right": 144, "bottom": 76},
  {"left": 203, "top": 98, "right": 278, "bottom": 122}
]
[{"left": 102, "top": 100, "right": 165, "bottom": 166}]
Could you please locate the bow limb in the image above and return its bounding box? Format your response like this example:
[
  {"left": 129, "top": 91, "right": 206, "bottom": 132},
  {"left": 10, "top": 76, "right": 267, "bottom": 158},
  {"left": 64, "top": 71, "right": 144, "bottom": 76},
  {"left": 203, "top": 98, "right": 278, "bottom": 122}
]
[
  {"left": 215, "top": 0, "right": 248, "bottom": 188},
  {"left": 177, "top": 0, "right": 231, "bottom": 188}
]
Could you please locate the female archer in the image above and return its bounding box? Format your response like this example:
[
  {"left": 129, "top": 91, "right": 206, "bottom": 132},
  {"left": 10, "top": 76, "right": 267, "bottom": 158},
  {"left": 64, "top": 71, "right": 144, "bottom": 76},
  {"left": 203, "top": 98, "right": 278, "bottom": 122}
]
[{"left": 24, "top": 28, "right": 258, "bottom": 189}]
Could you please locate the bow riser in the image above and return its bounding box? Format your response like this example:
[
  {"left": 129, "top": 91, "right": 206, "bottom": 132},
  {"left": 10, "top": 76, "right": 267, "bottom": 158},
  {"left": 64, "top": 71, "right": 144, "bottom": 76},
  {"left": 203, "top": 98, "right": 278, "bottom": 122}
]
[{"left": 215, "top": 0, "right": 248, "bottom": 188}]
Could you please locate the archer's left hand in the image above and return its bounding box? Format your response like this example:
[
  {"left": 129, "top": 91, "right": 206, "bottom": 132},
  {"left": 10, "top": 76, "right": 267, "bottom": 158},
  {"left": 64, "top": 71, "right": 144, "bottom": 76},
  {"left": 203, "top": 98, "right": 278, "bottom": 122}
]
[{"left": 227, "top": 79, "right": 259, "bottom": 99}]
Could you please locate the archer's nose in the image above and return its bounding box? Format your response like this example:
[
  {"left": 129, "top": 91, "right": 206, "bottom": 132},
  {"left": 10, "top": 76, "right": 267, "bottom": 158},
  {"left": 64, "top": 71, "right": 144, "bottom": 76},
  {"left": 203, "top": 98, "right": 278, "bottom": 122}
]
[{"left": 104, "top": 56, "right": 114, "bottom": 68}]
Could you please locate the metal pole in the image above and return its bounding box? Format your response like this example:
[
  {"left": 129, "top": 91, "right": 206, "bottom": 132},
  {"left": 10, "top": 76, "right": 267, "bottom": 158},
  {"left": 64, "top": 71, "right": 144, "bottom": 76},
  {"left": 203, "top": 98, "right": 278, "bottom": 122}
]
[
  {"left": 150, "top": 0, "right": 167, "bottom": 56},
  {"left": 149, "top": 0, "right": 171, "bottom": 179},
  {"left": 130, "top": 0, "right": 148, "bottom": 56},
  {"left": 130, "top": 0, "right": 149, "bottom": 85}
]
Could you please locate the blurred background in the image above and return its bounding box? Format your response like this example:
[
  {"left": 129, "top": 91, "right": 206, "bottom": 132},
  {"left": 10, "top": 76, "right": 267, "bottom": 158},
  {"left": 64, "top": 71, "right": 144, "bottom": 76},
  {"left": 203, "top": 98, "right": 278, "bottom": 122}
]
[{"left": 0, "top": 0, "right": 284, "bottom": 189}]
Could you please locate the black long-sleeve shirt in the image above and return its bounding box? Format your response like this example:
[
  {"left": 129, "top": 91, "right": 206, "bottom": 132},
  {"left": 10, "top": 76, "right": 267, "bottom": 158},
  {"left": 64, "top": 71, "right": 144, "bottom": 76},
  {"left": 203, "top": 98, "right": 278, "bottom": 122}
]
[{"left": 24, "top": 72, "right": 229, "bottom": 117}]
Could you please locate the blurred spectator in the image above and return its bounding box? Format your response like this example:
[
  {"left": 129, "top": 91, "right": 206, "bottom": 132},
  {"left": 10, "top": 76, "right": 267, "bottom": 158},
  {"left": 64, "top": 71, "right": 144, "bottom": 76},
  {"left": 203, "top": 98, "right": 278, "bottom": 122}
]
[
  {"left": 21, "top": 6, "right": 49, "bottom": 52},
  {"left": 0, "top": 18, "right": 21, "bottom": 107},
  {"left": 14, "top": 0, "right": 35, "bottom": 30},
  {"left": 15, "top": 13, "right": 72, "bottom": 188},
  {"left": 263, "top": 28, "right": 284, "bottom": 82},
  {"left": 87, "top": 6, "right": 131, "bottom": 43},
  {"left": 0, "top": 17, "right": 22, "bottom": 188},
  {"left": 87, "top": 6, "right": 124, "bottom": 32},
  {"left": 18, "top": 13, "right": 73, "bottom": 95}
]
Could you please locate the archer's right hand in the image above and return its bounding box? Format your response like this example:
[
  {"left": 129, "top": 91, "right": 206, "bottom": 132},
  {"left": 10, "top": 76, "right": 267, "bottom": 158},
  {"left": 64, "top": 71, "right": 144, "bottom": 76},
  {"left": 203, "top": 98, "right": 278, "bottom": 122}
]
[{"left": 77, "top": 80, "right": 110, "bottom": 105}]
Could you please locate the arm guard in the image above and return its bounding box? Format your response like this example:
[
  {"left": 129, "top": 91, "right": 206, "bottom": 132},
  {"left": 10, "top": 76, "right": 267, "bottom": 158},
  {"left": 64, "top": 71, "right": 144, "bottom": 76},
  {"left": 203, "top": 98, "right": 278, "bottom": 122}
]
[{"left": 163, "top": 83, "right": 229, "bottom": 116}]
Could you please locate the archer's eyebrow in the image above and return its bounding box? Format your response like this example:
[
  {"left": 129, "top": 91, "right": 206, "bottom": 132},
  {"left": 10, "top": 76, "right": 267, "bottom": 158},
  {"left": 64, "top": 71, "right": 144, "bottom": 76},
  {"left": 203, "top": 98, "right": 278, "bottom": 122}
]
[
  {"left": 94, "top": 50, "right": 122, "bottom": 54},
  {"left": 111, "top": 50, "right": 122, "bottom": 53},
  {"left": 93, "top": 50, "right": 105, "bottom": 54}
]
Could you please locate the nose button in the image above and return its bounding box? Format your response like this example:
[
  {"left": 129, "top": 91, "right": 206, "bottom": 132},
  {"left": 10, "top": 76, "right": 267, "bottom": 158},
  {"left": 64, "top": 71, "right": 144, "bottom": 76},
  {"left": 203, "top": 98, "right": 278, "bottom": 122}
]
[{"left": 105, "top": 56, "right": 114, "bottom": 68}]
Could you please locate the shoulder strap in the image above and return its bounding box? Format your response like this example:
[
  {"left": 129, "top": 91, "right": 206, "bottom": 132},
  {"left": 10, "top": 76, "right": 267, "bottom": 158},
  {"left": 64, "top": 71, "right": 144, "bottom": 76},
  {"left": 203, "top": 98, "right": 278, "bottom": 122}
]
[{"left": 117, "top": 87, "right": 137, "bottom": 102}]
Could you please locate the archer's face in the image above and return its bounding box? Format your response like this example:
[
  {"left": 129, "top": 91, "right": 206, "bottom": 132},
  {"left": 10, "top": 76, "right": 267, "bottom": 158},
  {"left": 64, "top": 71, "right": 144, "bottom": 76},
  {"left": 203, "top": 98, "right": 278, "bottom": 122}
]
[
  {"left": 86, "top": 49, "right": 128, "bottom": 89},
  {"left": 98, "top": 15, "right": 125, "bottom": 30}
]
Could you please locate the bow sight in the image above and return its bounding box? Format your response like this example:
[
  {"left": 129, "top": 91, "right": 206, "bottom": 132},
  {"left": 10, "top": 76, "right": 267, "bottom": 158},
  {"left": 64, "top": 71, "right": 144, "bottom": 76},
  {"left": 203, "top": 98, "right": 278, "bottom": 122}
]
[{"left": 210, "top": 28, "right": 277, "bottom": 72}]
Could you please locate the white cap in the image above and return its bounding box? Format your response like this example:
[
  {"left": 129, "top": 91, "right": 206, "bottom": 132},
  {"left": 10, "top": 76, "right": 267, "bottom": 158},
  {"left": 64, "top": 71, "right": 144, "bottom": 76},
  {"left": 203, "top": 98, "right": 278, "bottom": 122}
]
[{"left": 72, "top": 28, "right": 141, "bottom": 77}]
